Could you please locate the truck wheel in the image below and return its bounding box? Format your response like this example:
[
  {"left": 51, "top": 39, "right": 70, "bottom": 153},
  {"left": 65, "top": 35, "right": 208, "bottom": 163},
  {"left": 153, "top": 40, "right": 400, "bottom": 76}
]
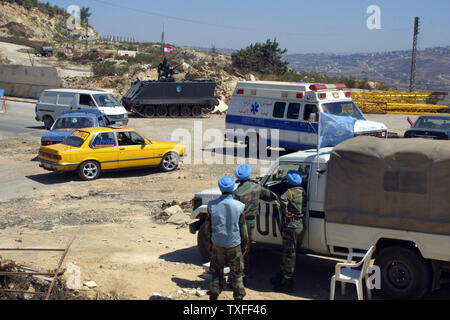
[
  {"left": 159, "top": 152, "right": 179, "bottom": 172},
  {"left": 375, "top": 245, "right": 431, "bottom": 299},
  {"left": 180, "top": 106, "right": 191, "bottom": 117},
  {"left": 168, "top": 105, "right": 180, "bottom": 117},
  {"left": 192, "top": 106, "right": 202, "bottom": 117},
  {"left": 78, "top": 160, "right": 100, "bottom": 180},
  {"left": 143, "top": 105, "right": 156, "bottom": 117},
  {"left": 43, "top": 116, "right": 54, "bottom": 130},
  {"left": 197, "top": 222, "right": 211, "bottom": 262},
  {"left": 156, "top": 105, "right": 168, "bottom": 117}
]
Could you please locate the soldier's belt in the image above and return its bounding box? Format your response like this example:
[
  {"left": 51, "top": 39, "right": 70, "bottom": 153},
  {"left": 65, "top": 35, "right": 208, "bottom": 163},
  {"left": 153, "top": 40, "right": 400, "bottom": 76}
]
[{"left": 245, "top": 216, "right": 256, "bottom": 220}]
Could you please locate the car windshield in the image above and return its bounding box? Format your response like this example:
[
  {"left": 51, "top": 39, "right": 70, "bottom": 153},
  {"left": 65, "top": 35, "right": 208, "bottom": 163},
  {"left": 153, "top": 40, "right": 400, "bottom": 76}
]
[
  {"left": 52, "top": 117, "right": 94, "bottom": 129},
  {"left": 321, "top": 101, "right": 365, "bottom": 120},
  {"left": 92, "top": 94, "right": 121, "bottom": 107},
  {"left": 62, "top": 130, "right": 90, "bottom": 147},
  {"left": 413, "top": 117, "right": 450, "bottom": 130}
]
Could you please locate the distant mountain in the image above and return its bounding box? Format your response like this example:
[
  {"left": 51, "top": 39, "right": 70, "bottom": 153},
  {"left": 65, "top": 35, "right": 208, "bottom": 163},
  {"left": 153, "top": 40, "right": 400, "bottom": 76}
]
[{"left": 283, "top": 46, "right": 450, "bottom": 92}]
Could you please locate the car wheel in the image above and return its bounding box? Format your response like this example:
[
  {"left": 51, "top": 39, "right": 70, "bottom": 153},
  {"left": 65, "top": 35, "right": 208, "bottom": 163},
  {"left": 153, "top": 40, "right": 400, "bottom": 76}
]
[
  {"left": 197, "top": 222, "right": 211, "bottom": 262},
  {"left": 44, "top": 116, "right": 54, "bottom": 130},
  {"left": 78, "top": 160, "right": 101, "bottom": 180},
  {"left": 375, "top": 245, "right": 431, "bottom": 299},
  {"left": 159, "top": 152, "right": 179, "bottom": 172}
]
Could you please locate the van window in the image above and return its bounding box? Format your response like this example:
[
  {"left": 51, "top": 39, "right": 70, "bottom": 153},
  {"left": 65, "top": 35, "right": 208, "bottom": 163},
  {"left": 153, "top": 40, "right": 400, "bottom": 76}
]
[
  {"left": 93, "top": 94, "right": 121, "bottom": 107},
  {"left": 303, "top": 104, "right": 318, "bottom": 121},
  {"left": 287, "top": 103, "right": 301, "bottom": 120},
  {"left": 57, "top": 93, "right": 75, "bottom": 106},
  {"left": 273, "top": 102, "right": 286, "bottom": 118},
  {"left": 41, "top": 91, "right": 57, "bottom": 104},
  {"left": 79, "top": 94, "right": 96, "bottom": 107}
]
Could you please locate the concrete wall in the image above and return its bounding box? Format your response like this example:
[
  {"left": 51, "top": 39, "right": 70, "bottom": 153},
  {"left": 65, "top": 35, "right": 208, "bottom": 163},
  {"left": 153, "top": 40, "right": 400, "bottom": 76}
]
[{"left": 0, "top": 64, "right": 61, "bottom": 99}]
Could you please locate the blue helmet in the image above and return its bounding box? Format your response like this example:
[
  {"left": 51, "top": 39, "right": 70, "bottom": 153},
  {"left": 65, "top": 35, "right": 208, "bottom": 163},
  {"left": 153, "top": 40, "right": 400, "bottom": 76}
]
[
  {"left": 235, "top": 164, "right": 252, "bottom": 181},
  {"left": 218, "top": 176, "right": 236, "bottom": 193},
  {"left": 286, "top": 170, "right": 302, "bottom": 186}
]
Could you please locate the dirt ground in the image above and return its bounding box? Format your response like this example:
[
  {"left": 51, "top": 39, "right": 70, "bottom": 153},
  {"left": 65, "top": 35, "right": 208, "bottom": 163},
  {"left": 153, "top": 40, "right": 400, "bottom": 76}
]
[
  {"left": 0, "top": 116, "right": 448, "bottom": 300},
  {"left": 0, "top": 136, "right": 305, "bottom": 300}
]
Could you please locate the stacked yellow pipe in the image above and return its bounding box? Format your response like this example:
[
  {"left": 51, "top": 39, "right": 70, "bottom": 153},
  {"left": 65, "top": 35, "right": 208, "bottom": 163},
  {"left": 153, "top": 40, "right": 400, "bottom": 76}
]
[{"left": 352, "top": 92, "right": 450, "bottom": 115}]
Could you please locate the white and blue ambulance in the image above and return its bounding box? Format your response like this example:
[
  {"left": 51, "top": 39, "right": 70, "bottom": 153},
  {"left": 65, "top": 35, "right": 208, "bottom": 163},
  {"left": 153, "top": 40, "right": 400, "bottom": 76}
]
[{"left": 225, "top": 81, "right": 387, "bottom": 151}]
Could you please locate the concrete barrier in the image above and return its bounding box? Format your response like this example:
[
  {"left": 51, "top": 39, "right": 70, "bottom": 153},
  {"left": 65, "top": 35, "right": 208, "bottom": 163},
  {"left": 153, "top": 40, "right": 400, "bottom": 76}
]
[{"left": 0, "top": 64, "right": 61, "bottom": 99}]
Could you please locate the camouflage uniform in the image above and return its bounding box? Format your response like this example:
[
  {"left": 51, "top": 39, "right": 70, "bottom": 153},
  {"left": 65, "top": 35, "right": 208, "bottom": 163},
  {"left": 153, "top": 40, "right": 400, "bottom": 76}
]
[
  {"left": 205, "top": 207, "right": 248, "bottom": 300},
  {"left": 278, "top": 186, "right": 305, "bottom": 281},
  {"left": 233, "top": 180, "right": 278, "bottom": 277}
]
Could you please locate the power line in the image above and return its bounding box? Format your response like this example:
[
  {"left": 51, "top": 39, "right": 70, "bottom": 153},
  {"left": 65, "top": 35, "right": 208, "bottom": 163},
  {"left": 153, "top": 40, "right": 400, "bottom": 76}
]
[{"left": 89, "top": 0, "right": 329, "bottom": 37}]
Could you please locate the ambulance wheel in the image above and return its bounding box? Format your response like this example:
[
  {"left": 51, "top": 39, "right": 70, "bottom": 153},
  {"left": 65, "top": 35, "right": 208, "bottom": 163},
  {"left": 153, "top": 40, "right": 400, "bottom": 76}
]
[{"left": 197, "top": 222, "right": 211, "bottom": 261}]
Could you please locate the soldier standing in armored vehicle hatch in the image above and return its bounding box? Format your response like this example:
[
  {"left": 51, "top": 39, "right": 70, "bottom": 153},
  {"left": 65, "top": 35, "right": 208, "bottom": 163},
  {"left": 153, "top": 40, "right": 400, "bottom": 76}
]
[
  {"left": 271, "top": 170, "right": 306, "bottom": 293},
  {"left": 157, "top": 57, "right": 170, "bottom": 79},
  {"left": 233, "top": 164, "right": 279, "bottom": 286}
]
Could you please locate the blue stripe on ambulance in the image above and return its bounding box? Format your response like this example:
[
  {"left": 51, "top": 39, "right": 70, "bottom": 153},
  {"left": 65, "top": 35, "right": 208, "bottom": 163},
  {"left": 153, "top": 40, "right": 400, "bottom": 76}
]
[{"left": 225, "top": 115, "right": 318, "bottom": 133}]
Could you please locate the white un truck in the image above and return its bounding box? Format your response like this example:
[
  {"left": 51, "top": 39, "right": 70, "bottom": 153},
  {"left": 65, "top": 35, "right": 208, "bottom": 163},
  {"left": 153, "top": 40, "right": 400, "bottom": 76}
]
[
  {"left": 189, "top": 136, "right": 450, "bottom": 299},
  {"left": 225, "top": 82, "right": 387, "bottom": 152}
]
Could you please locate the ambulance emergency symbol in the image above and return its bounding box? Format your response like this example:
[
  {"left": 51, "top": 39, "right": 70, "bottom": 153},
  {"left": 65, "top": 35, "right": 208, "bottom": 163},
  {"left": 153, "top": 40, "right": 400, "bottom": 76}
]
[{"left": 251, "top": 102, "right": 259, "bottom": 114}]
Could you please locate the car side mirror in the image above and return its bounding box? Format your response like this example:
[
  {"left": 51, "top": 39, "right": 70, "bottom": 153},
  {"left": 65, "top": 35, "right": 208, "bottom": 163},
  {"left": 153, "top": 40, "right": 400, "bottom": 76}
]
[{"left": 308, "top": 113, "right": 318, "bottom": 123}]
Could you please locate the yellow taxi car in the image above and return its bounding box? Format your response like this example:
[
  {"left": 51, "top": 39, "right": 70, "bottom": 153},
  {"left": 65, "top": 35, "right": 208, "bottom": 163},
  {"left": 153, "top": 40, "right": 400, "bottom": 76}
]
[{"left": 37, "top": 126, "right": 186, "bottom": 180}]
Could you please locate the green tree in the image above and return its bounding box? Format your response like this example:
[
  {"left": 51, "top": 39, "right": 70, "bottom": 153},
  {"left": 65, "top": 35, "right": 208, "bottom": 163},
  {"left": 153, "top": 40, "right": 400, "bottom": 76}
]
[
  {"left": 80, "top": 7, "right": 91, "bottom": 25},
  {"left": 231, "top": 39, "right": 288, "bottom": 75}
]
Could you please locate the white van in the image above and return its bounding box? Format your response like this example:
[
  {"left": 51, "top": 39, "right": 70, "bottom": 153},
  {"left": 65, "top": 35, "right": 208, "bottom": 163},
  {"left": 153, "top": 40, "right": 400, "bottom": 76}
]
[
  {"left": 35, "top": 89, "right": 128, "bottom": 129},
  {"left": 225, "top": 81, "right": 387, "bottom": 151}
]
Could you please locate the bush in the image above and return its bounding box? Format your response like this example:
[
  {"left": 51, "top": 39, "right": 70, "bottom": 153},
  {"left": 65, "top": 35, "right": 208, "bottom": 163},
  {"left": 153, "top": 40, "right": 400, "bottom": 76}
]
[
  {"left": 92, "top": 61, "right": 128, "bottom": 76},
  {"left": 232, "top": 39, "right": 288, "bottom": 75},
  {"left": 56, "top": 51, "right": 67, "bottom": 60}
]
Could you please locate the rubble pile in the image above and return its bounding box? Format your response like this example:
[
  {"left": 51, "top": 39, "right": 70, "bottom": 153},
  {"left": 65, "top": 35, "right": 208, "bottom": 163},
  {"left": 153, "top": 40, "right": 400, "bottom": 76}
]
[{"left": 0, "top": 257, "right": 88, "bottom": 300}]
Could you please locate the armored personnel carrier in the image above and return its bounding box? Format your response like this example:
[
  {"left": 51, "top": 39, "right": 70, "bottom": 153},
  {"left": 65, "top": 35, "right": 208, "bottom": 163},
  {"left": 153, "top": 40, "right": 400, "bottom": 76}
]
[{"left": 121, "top": 59, "right": 219, "bottom": 118}]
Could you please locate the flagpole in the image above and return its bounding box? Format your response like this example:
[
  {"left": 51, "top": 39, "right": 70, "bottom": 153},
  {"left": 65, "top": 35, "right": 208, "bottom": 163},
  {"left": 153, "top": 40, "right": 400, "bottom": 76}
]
[{"left": 316, "top": 110, "right": 320, "bottom": 196}]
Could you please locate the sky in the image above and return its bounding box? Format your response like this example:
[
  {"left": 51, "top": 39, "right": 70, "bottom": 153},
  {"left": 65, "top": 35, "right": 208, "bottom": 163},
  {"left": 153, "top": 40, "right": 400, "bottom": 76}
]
[{"left": 47, "top": 0, "right": 450, "bottom": 54}]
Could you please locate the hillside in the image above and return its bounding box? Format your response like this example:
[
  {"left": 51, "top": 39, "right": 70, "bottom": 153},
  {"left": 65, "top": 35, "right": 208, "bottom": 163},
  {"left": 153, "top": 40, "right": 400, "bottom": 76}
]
[
  {"left": 0, "top": 1, "right": 97, "bottom": 43},
  {"left": 284, "top": 46, "right": 450, "bottom": 92}
]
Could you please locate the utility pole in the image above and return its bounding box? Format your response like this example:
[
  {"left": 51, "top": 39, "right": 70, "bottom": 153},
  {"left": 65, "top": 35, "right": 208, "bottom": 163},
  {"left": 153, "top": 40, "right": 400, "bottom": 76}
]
[
  {"left": 161, "top": 24, "right": 165, "bottom": 57},
  {"left": 409, "top": 17, "right": 419, "bottom": 92},
  {"left": 212, "top": 44, "right": 216, "bottom": 68},
  {"left": 85, "top": 17, "right": 89, "bottom": 52}
]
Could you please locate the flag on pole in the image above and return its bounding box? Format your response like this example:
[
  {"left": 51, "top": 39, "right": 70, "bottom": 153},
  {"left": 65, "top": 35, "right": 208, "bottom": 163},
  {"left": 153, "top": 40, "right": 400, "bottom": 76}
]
[
  {"left": 164, "top": 45, "right": 174, "bottom": 54},
  {"left": 318, "top": 112, "right": 356, "bottom": 148}
]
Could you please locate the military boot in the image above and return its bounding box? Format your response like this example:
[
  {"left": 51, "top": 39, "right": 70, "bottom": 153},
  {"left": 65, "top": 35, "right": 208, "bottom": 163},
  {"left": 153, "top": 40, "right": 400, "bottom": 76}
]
[
  {"left": 273, "top": 277, "right": 294, "bottom": 293},
  {"left": 209, "top": 293, "right": 218, "bottom": 300}
]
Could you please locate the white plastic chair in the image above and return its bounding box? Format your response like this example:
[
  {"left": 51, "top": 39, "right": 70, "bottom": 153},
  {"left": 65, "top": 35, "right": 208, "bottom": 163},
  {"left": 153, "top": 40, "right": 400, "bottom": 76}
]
[{"left": 330, "top": 245, "right": 376, "bottom": 300}]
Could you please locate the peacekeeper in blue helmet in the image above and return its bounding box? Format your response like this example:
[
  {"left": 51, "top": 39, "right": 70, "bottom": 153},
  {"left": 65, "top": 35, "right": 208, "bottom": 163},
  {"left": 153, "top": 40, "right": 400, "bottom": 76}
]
[
  {"left": 205, "top": 176, "right": 248, "bottom": 300},
  {"left": 233, "top": 164, "right": 279, "bottom": 286},
  {"left": 270, "top": 170, "right": 306, "bottom": 293}
]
